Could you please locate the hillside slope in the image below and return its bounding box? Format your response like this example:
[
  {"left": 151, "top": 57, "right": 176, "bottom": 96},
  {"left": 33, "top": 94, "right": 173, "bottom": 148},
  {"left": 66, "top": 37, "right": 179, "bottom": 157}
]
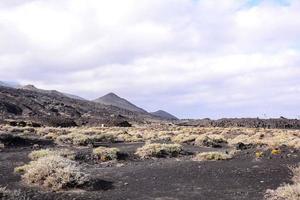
[{"left": 151, "top": 110, "right": 178, "bottom": 120}]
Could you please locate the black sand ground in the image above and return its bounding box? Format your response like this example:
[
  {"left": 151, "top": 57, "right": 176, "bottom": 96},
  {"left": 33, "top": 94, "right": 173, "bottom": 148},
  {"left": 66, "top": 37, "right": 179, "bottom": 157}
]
[{"left": 0, "top": 139, "right": 300, "bottom": 200}]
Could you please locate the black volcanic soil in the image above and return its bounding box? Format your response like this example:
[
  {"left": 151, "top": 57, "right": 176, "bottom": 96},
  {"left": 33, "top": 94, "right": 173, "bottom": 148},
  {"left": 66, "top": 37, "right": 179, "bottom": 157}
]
[{"left": 1, "top": 139, "right": 300, "bottom": 200}]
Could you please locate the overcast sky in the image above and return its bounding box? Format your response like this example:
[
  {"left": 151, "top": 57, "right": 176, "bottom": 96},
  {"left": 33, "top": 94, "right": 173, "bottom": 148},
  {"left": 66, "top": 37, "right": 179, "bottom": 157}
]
[{"left": 0, "top": 0, "right": 299, "bottom": 119}]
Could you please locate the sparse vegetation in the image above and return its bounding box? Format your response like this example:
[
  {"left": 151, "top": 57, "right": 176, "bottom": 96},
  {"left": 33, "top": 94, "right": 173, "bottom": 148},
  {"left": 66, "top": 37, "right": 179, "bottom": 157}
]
[
  {"left": 193, "top": 151, "right": 233, "bottom": 161},
  {"left": 135, "top": 143, "right": 182, "bottom": 159},
  {"left": 93, "top": 147, "right": 120, "bottom": 161},
  {"left": 15, "top": 155, "right": 89, "bottom": 191},
  {"left": 194, "top": 134, "right": 227, "bottom": 148},
  {"left": 28, "top": 149, "right": 76, "bottom": 160},
  {"left": 56, "top": 132, "right": 90, "bottom": 145},
  {"left": 2, "top": 123, "right": 300, "bottom": 198},
  {"left": 171, "top": 133, "right": 198, "bottom": 144}
]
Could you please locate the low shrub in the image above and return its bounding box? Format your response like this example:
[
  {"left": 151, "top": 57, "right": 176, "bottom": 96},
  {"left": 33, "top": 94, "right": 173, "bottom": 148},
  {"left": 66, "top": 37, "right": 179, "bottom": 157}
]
[
  {"left": 15, "top": 155, "right": 89, "bottom": 191},
  {"left": 193, "top": 151, "right": 232, "bottom": 161},
  {"left": 135, "top": 143, "right": 182, "bottom": 159},
  {"left": 171, "top": 133, "right": 198, "bottom": 144},
  {"left": 56, "top": 133, "right": 90, "bottom": 146},
  {"left": 90, "top": 133, "right": 117, "bottom": 143},
  {"left": 265, "top": 183, "right": 300, "bottom": 200},
  {"left": 93, "top": 147, "right": 120, "bottom": 161},
  {"left": 271, "top": 149, "right": 281, "bottom": 155},
  {"left": 28, "top": 149, "right": 75, "bottom": 160},
  {"left": 195, "top": 134, "right": 227, "bottom": 148},
  {"left": 117, "top": 133, "right": 143, "bottom": 142}
]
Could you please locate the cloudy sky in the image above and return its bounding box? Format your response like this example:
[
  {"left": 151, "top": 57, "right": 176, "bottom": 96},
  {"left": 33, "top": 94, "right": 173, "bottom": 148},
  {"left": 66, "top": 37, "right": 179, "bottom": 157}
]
[{"left": 0, "top": 0, "right": 299, "bottom": 119}]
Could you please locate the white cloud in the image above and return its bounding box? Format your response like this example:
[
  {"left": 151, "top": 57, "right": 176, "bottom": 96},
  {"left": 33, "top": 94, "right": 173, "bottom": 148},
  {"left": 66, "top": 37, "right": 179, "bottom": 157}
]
[{"left": 0, "top": 0, "right": 299, "bottom": 118}]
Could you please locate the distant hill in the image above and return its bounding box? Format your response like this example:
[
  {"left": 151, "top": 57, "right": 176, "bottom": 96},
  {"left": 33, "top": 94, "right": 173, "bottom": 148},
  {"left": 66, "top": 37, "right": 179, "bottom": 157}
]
[
  {"left": 94, "top": 93, "right": 147, "bottom": 113},
  {"left": 21, "top": 84, "right": 85, "bottom": 101},
  {"left": 151, "top": 110, "right": 178, "bottom": 120},
  {"left": 0, "top": 81, "right": 20, "bottom": 88}
]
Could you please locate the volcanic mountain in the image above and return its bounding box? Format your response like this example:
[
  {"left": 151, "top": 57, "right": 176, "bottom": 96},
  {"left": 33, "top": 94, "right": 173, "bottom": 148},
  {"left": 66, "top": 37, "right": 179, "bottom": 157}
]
[
  {"left": 151, "top": 110, "right": 178, "bottom": 120},
  {"left": 94, "top": 93, "right": 147, "bottom": 113},
  {"left": 0, "top": 86, "right": 159, "bottom": 127}
]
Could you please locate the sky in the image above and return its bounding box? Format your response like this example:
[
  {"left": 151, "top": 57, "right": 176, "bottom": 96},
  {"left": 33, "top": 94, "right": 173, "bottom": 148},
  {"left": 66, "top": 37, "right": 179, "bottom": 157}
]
[{"left": 0, "top": 0, "right": 299, "bottom": 119}]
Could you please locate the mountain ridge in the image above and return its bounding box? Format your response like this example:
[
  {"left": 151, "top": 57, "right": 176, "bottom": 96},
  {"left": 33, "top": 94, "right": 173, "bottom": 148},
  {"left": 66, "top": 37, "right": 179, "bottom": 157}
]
[
  {"left": 21, "top": 84, "right": 86, "bottom": 101},
  {"left": 0, "top": 86, "right": 162, "bottom": 127}
]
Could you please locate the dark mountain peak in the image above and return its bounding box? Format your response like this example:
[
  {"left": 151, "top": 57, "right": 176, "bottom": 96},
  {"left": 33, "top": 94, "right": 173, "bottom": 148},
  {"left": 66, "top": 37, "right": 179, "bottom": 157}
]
[
  {"left": 104, "top": 92, "right": 119, "bottom": 98},
  {"left": 151, "top": 110, "right": 178, "bottom": 120},
  {"left": 94, "top": 93, "right": 147, "bottom": 113}
]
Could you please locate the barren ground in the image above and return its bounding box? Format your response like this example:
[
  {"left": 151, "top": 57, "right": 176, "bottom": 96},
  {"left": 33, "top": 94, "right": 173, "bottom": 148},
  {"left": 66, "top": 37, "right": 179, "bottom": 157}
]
[{"left": 1, "top": 130, "right": 299, "bottom": 200}]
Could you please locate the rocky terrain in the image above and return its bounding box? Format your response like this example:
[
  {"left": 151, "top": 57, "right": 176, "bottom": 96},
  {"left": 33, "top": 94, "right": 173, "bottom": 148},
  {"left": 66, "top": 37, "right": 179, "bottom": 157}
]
[
  {"left": 21, "top": 84, "right": 86, "bottom": 101},
  {"left": 177, "top": 117, "right": 300, "bottom": 129}
]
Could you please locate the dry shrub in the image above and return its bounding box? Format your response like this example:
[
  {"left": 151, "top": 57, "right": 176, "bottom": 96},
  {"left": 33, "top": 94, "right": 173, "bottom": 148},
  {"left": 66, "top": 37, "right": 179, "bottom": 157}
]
[
  {"left": 117, "top": 133, "right": 143, "bottom": 142},
  {"left": 193, "top": 151, "right": 232, "bottom": 161},
  {"left": 142, "top": 130, "right": 174, "bottom": 142},
  {"left": 194, "top": 134, "right": 227, "bottom": 147},
  {"left": 135, "top": 143, "right": 182, "bottom": 159},
  {"left": 15, "top": 155, "right": 89, "bottom": 191},
  {"left": 228, "top": 134, "right": 254, "bottom": 145},
  {"left": 228, "top": 130, "right": 300, "bottom": 149},
  {"left": 36, "top": 127, "right": 71, "bottom": 139},
  {"left": 265, "top": 165, "right": 300, "bottom": 200},
  {"left": 171, "top": 133, "right": 198, "bottom": 144},
  {"left": 265, "top": 183, "right": 300, "bottom": 200},
  {"left": 56, "top": 130, "right": 121, "bottom": 146},
  {"left": 28, "top": 149, "right": 75, "bottom": 160},
  {"left": 90, "top": 133, "right": 118, "bottom": 143},
  {"left": 56, "top": 133, "right": 90, "bottom": 146},
  {"left": 93, "top": 147, "right": 120, "bottom": 161}
]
